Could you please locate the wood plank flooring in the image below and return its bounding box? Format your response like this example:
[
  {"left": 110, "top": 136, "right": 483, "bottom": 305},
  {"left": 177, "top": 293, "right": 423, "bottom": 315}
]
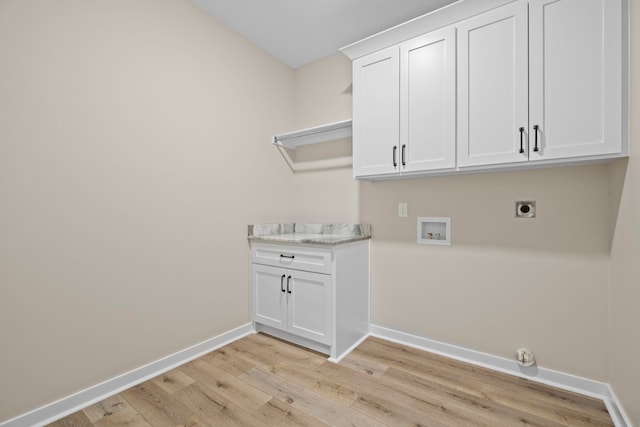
[{"left": 48, "top": 334, "right": 613, "bottom": 426}]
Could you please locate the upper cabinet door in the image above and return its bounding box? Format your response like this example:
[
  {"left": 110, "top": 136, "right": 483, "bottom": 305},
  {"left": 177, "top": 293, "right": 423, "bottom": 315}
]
[
  {"left": 400, "top": 27, "right": 456, "bottom": 173},
  {"left": 352, "top": 46, "right": 400, "bottom": 178},
  {"left": 529, "top": 0, "right": 623, "bottom": 160},
  {"left": 457, "top": 0, "right": 529, "bottom": 168}
]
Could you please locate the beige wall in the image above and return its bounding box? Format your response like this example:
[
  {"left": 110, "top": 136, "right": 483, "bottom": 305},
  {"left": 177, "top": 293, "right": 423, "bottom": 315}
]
[
  {"left": 609, "top": 0, "right": 640, "bottom": 424},
  {"left": 289, "top": 54, "right": 360, "bottom": 224},
  {"left": 296, "top": 45, "right": 617, "bottom": 385},
  {"left": 0, "top": 0, "right": 294, "bottom": 421},
  {"left": 361, "top": 165, "right": 611, "bottom": 380}
]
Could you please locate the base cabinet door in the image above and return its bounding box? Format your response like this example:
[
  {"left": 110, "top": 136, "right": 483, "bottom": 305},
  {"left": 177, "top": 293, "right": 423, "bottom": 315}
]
[
  {"left": 252, "top": 264, "right": 287, "bottom": 331},
  {"left": 287, "top": 270, "right": 332, "bottom": 345},
  {"left": 529, "top": 0, "right": 623, "bottom": 160},
  {"left": 457, "top": 0, "right": 529, "bottom": 167},
  {"left": 252, "top": 264, "right": 331, "bottom": 345}
]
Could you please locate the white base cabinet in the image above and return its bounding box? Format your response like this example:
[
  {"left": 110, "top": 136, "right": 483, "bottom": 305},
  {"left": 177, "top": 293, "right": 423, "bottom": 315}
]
[{"left": 251, "top": 241, "right": 369, "bottom": 362}]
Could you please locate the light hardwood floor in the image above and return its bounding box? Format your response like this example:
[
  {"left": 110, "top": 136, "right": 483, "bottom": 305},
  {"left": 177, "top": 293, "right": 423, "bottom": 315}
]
[{"left": 49, "top": 333, "right": 613, "bottom": 426}]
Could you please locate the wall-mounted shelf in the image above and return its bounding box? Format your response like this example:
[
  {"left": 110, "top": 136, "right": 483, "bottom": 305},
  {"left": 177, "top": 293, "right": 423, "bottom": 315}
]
[
  {"left": 273, "top": 119, "right": 353, "bottom": 172},
  {"left": 273, "top": 119, "right": 352, "bottom": 149}
]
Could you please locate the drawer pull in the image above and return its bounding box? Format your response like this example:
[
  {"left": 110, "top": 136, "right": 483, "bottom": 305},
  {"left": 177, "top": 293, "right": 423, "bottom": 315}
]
[
  {"left": 280, "top": 274, "right": 286, "bottom": 293},
  {"left": 280, "top": 254, "right": 295, "bottom": 259},
  {"left": 392, "top": 146, "right": 398, "bottom": 167},
  {"left": 286, "top": 276, "right": 292, "bottom": 294}
]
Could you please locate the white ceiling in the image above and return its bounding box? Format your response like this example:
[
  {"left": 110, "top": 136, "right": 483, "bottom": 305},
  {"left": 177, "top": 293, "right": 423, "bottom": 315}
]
[{"left": 190, "top": 0, "right": 458, "bottom": 68}]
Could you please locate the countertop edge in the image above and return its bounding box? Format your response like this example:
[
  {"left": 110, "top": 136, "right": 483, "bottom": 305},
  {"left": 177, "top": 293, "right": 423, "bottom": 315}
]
[
  {"left": 247, "top": 234, "right": 371, "bottom": 246},
  {"left": 247, "top": 223, "right": 372, "bottom": 246}
]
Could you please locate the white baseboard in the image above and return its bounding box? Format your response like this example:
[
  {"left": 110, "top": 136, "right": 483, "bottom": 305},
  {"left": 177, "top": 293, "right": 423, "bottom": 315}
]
[
  {"left": 370, "top": 324, "right": 630, "bottom": 427},
  {"left": 328, "top": 333, "right": 371, "bottom": 364},
  {"left": 0, "top": 323, "right": 253, "bottom": 427},
  {"left": 605, "top": 385, "right": 634, "bottom": 427}
]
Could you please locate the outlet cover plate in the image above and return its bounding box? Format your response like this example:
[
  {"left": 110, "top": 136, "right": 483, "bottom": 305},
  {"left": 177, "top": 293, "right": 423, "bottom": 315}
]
[{"left": 398, "top": 202, "right": 408, "bottom": 218}]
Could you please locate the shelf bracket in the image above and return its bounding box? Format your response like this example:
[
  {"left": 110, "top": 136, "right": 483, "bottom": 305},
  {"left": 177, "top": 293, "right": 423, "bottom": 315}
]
[{"left": 273, "top": 119, "right": 353, "bottom": 172}]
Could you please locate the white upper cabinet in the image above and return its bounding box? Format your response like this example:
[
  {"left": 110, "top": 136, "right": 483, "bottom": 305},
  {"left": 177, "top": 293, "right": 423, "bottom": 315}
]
[
  {"left": 353, "top": 47, "right": 400, "bottom": 177},
  {"left": 342, "top": 0, "right": 626, "bottom": 179},
  {"left": 457, "top": 1, "right": 529, "bottom": 167},
  {"left": 353, "top": 27, "right": 456, "bottom": 178},
  {"left": 401, "top": 27, "right": 457, "bottom": 173},
  {"left": 529, "top": 0, "right": 623, "bottom": 160}
]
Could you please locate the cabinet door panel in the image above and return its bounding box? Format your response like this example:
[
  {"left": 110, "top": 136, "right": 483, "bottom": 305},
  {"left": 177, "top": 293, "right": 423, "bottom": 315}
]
[
  {"left": 457, "top": 1, "right": 529, "bottom": 167},
  {"left": 253, "top": 265, "right": 287, "bottom": 331},
  {"left": 401, "top": 27, "right": 456, "bottom": 172},
  {"left": 288, "top": 270, "right": 332, "bottom": 345},
  {"left": 529, "top": 0, "right": 622, "bottom": 160},
  {"left": 353, "top": 46, "right": 400, "bottom": 177}
]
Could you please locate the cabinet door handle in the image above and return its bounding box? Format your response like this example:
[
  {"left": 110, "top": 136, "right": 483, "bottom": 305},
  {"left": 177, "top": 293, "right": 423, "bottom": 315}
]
[
  {"left": 401, "top": 144, "right": 406, "bottom": 166},
  {"left": 279, "top": 254, "right": 295, "bottom": 259},
  {"left": 533, "top": 125, "right": 540, "bottom": 152},
  {"left": 519, "top": 127, "right": 525, "bottom": 154},
  {"left": 280, "top": 274, "right": 286, "bottom": 293},
  {"left": 392, "top": 146, "right": 398, "bottom": 167},
  {"left": 286, "top": 275, "right": 292, "bottom": 294}
]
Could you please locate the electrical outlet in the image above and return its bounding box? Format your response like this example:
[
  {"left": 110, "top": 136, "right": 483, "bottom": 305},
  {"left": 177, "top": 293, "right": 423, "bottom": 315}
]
[
  {"left": 515, "top": 201, "right": 536, "bottom": 218},
  {"left": 398, "top": 202, "right": 408, "bottom": 218}
]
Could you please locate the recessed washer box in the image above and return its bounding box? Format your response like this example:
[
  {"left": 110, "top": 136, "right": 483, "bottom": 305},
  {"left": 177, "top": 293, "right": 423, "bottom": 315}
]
[{"left": 417, "top": 217, "right": 451, "bottom": 246}]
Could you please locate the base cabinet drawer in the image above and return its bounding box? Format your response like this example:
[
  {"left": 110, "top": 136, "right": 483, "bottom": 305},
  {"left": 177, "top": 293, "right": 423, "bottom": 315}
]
[{"left": 252, "top": 243, "right": 332, "bottom": 274}]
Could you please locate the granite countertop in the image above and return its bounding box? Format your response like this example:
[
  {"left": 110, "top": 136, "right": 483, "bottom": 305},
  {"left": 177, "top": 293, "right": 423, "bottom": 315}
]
[{"left": 248, "top": 223, "right": 371, "bottom": 246}]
